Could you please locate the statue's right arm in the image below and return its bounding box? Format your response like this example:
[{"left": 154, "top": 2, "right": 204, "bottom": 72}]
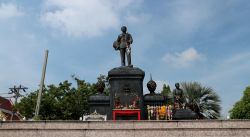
[{"left": 117, "top": 35, "right": 121, "bottom": 43}]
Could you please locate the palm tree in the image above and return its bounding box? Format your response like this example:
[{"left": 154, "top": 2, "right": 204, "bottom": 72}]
[{"left": 181, "top": 82, "right": 221, "bottom": 119}]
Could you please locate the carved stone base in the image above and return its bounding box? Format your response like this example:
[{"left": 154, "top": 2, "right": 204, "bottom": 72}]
[{"left": 172, "top": 109, "right": 197, "bottom": 120}]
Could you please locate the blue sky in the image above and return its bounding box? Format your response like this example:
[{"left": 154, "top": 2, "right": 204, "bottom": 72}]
[{"left": 0, "top": 0, "right": 250, "bottom": 117}]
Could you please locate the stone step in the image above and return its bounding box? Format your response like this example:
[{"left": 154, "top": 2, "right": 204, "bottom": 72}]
[{"left": 0, "top": 120, "right": 250, "bottom": 137}]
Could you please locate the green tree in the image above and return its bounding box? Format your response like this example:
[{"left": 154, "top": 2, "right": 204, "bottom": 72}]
[
  {"left": 230, "top": 86, "right": 250, "bottom": 119},
  {"left": 14, "top": 91, "right": 38, "bottom": 119},
  {"left": 14, "top": 78, "right": 96, "bottom": 120},
  {"left": 181, "top": 82, "right": 221, "bottom": 119},
  {"left": 161, "top": 84, "right": 172, "bottom": 104}
]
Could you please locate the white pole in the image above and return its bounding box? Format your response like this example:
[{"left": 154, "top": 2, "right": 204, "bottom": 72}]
[{"left": 35, "top": 50, "right": 49, "bottom": 118}]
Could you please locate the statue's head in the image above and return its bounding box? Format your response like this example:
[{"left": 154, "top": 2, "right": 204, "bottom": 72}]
[
  {"left": 147, "top": 79, "right": 157, "bottom": 94},
  {"left": 175, "top": 83, "right": 180, "bottom": 89},
  {"left": 121, "top": 26, "right": 127, "bottom": 33},
  {"left": 95, "top": 81, "right": 105, "bottom": 94}
]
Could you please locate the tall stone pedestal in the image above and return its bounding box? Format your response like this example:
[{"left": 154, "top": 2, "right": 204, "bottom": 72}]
[{"left": 108, "top": 66, "right": 145, "bottom": 120}]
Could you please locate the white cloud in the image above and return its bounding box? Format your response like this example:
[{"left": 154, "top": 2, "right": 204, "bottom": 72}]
[
  {"left": 0, "top": 3, "right": 23, "bottom": 20},
  {"left": 166, "top": 1, "right": 214, "bottom": 34},
  {"left": 125, "top": 13, "right": 151, "bottom": 24},
  {"left": 162, "top": 48, "right": 205, "bottom": 68},
  {"left": 200, "top": 52, "right": 250, "bottom": 83},
  {"left": 40, "top": 0, "right": 143, "bottom": 37},
  {"left": 175, "top": 4, "right": 212, "bottom": 32}
]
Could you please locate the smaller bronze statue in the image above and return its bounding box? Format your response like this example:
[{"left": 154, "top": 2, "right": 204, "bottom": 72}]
[
  {"left": 147, "top": 74, "right": 157, "bottom": 94},
  {"left": 173, "top": 83, "right": 185, "bottom": 109},
  {"left": 95, "top": 81, "right": 105, "bottom": 94},
  {"left": 113, "top": 26, "right": 133, "bottom": 67}
]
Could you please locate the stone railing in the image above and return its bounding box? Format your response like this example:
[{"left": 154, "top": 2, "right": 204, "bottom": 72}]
[{"left": 0, "top": 120, "right": 250, "bottom": 137}]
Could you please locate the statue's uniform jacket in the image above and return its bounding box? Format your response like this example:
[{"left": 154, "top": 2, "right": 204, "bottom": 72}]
[{"left": 117, "top": 33, "right": 133, "bottom": 49}]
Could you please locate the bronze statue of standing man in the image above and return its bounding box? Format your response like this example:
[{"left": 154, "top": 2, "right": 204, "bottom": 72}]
[{"left": 113, "top": 26, "right": 133, "bottom": 67}]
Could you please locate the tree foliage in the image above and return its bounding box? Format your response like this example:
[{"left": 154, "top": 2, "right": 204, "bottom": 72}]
[
  {"left": 161, "top": 84, "right": 172, "bottom": 104},
  {"left": 13, "top": 91, "right": 37, "bottom": 119},
  {"left": 230, "top": 86, "right": 250, "bottom": 119},
  {"left": 14, "top": 77, "right": 99, "bottom": 120},
  {"left": 181, "top": 82, "right": 221, "bottom": 119}
]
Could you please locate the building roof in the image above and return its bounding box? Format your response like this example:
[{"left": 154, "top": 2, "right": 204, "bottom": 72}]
[
  {"left": 0, "top": 96, "right": 22, "bottom": 120},
  {"left": 0, "top": 96, "right": 12, "bottom": 110}
]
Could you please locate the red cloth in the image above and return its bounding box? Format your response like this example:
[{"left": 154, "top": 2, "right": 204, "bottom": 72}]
[{"left": 112, "top": 109, "right": 141, "bottom": 120}]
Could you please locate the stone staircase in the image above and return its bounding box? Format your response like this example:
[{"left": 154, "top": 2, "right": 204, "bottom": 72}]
[{"left": 0, "top": 120, "right": 250, "bottom": 137}]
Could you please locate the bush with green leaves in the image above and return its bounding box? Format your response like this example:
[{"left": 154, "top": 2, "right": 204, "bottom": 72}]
[
  {"left": 230, "top": 86, "right": 250, "bottom": 119},
  {"left": 181, "top": 82, "right": 221, "bottom": 119}
]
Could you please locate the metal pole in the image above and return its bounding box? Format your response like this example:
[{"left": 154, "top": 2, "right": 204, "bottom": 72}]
[{"left": 35, "top": 50, "right": 49, "bottom": 118}]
